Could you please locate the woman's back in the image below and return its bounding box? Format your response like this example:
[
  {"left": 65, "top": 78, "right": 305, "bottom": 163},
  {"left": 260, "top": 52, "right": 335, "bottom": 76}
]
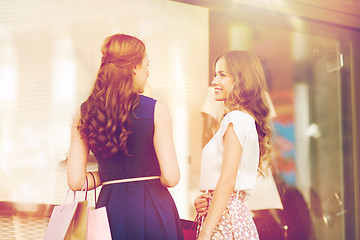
[
  {"left": 95, "top": 95, "right": 161, "bottom": 183},
  {"left": 95, "top": 95, "right": 184, "bottom": 240}
]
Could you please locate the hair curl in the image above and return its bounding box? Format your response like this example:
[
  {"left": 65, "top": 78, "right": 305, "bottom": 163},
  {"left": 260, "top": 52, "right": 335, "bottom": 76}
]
[
  {"left": 215, "top": 50, "right": 273, "bottom": 176},
  {"left": 78, "top": 34, "right": 145, "bottom": 158}
]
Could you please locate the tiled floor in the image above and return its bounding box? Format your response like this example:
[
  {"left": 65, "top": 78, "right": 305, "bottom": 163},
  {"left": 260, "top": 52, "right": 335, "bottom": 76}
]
[{"left": 0, "top": 215, "right": 50, "bottom": 240}]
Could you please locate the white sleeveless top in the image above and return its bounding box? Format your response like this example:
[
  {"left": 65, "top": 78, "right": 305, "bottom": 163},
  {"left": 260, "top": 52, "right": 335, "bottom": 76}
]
[{"left": 199, "top": 110, "right": 259, "bottom": 198}]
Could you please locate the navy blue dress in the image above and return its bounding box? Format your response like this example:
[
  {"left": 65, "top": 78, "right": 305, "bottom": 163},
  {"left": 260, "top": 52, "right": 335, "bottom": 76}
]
[{"left": 94, "top": 95, "right": 184, "bottom": 240}]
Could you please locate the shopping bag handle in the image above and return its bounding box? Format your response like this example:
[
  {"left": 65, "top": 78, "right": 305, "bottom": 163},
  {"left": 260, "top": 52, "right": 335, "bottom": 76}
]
[
  {"left": 84, "top": 176, "right": 88, "bottom": 200},
  {"left": 71, "top": 174, "right": 95, "bottom": 203},
  {"left": 60, "top": 178, "right": 87, "bottom": 211},
  {"left": 88, "top": 172, "right": 97, "bottom": 205}
]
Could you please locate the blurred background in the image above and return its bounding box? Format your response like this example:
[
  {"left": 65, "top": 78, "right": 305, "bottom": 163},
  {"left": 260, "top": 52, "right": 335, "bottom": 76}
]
[{"left": 0, "top": 0, "right": 359, "bottom": 239}]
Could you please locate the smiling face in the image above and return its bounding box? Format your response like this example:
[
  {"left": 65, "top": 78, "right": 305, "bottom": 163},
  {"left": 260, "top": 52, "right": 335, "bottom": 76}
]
[
  {"left": 133, "top": 52, "right": 149, "bottom": 93},
  {"left": 212, "top": 57, "right": 235, "bottom": 101}
]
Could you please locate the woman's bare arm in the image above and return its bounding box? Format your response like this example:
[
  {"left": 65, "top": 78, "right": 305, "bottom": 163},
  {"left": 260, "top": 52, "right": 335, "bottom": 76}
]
[
  {"left": 153, "top": 101, "right": 180, "bottom": 187},
  {"left": 198, "top": 123, "right": 242, "bottom": 239},
  {"left": 67, "top": 109, "right": 101, "bottom": 191}
]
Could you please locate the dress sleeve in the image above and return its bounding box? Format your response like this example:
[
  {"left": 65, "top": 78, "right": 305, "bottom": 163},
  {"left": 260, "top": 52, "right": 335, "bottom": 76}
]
[{"left": 220, "top": 111, "right": 249, "bottom": 147}]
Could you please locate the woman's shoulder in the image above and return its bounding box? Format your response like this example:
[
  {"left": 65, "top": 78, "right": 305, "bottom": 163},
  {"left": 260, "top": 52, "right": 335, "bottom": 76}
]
[
  {"left": 138, "top": 94, "right": 158, "bottom": 109},
  {"left": 223, "top": 110, "right": 254, "bottom": 123},
  {"left": 220, "top": 110, "right": 255, "bottom": 134},
  {"left": 220, "top": 110, "right": 256, "bottom": 144},
  {"left": 134, "top": 95, "right": 158, "bottom": 118},
  {"left": 139, "top": 94, "right": 157, "bottom": 104}
]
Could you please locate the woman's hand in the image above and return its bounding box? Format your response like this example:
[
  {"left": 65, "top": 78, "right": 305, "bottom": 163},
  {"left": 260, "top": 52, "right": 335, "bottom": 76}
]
[
  {"left": 194, "top": 192, "right": 210, "bottom": 217},
  {"left": 197, "top": 234, "right": 211, "bottom": 240}
]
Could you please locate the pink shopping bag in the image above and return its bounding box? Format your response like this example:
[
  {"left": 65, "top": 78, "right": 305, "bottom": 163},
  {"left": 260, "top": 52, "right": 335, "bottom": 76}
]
[
  {"left": 44, "top": 180, "right": 89, "bottom": 240},
  {"left": 43, "top": 201, "right": 79, "bottom": 240},
  {"left": 87, "top": 206, "right": 112, "bottom": 240},
  {"left": 87, "top": 171, "right": 112, "bottom": 240}
]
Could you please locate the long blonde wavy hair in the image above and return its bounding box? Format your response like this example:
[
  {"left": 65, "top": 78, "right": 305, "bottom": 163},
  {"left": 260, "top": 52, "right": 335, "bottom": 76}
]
[
  {"left": 215, "top": 50, "right": 273, "bottom": 176},
  {"left": 78, "top": 34, "right": 145, "bottom": 158}
]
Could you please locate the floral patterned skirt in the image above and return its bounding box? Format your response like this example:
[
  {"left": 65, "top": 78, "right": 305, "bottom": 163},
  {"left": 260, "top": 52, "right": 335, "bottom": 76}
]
[{"left": 196, "top": 191, "right": 259, "bottom": 240}]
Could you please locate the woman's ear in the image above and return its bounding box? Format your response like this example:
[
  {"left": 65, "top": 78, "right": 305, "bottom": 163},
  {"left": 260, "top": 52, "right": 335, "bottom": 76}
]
[{"left": 132, "top": 64, "right": 139, "bottom": 75}]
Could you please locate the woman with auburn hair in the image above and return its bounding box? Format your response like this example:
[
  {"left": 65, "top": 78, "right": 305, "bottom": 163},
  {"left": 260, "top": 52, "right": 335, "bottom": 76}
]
[
  {"left": 194, "top": 50, "right": 272, "bottom": 240},
  {"left": 67, "top": 34, "right": 184, "bottom": 240}
]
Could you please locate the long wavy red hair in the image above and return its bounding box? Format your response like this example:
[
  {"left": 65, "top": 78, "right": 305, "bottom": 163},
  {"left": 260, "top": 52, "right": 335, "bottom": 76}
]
[
  {"left": 78, "top": 34, "right": 145, "bottom": 158},
  {"left": 215, "top": 50, "right": 273, "bottom": 176}
]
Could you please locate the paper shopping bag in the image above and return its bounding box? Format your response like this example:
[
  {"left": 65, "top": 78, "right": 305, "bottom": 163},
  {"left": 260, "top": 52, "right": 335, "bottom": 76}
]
[
  {"left": 181, "top": 218, "right": 197, "bottom": 240},
  {"left": 87, "top": 206, "right": 112, "bottom": 240},
  {"left": 65, "top": 200, "right": 88, "bottom": 240},
  {"left": 43, "top": 201, "right": 79, "bottom": 240}
]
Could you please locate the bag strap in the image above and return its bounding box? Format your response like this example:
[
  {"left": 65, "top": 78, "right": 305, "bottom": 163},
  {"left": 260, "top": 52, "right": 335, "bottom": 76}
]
[
  {"left": 61, "top": 177, "right": 87, "bottom": 210},
  {"left": 89, "top": 172, "right": 97, "bottom": 205},
  {"left": 84, "top": 176, "right": 88, "bottom": 201},
  {"left": 76, "top": 176, "right": 88, "bottom": 201}
]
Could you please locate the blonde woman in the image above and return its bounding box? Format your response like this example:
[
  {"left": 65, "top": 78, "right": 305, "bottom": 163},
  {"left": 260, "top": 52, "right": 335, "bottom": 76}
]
[{"left": 195, "top": 50, "right": 273, "bottom": 240}]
